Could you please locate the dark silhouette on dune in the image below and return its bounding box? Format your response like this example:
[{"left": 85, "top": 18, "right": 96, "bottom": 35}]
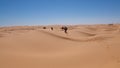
[
  {"left": 43, "top": 27, "right": 46, "bottom": 29},
  {"left": 51, "top": 27, "right": 53, "bottom": 30},
  {"left": 61, "top": 26, "right": 68, "bottom": 34}
]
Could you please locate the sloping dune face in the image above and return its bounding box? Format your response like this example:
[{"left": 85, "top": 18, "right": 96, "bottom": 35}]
[{"left": 0, "top": 24, "right": 120, "bottom": 68}]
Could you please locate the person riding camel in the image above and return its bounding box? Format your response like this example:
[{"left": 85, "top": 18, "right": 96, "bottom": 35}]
[{"left": 61, "top": 26, "right": 68, "bottom": 34}]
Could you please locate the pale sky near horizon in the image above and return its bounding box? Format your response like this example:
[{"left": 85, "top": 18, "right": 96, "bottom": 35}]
[{"left": 0, "top": 0, "right": 120, "bottom": 26}]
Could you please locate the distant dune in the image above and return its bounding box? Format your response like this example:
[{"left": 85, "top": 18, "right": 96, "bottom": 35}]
[{"left": 0, "top": 24, "right": 120, "bottom": 68}]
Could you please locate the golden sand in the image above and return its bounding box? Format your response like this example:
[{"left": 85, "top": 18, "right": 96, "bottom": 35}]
[{"left": 0, "top": 24, "right": 120, "bottom": 68}]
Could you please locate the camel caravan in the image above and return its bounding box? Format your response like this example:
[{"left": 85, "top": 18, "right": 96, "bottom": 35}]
[{"left": 42, "top": 26, "right": 68, "bottom": 34}]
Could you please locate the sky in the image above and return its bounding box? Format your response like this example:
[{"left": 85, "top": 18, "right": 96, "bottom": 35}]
[{"left": 0, "top": 0, "right": 120, "bottom": 26}]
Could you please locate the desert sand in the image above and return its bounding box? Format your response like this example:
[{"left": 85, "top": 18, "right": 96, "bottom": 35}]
[{"left": 0, "top": 24, "right": 120, "bottom": 68}]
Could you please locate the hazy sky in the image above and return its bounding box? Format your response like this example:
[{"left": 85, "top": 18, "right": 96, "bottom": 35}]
[{"left": 0, "top": 0, "right": 120, "bottom": 26}]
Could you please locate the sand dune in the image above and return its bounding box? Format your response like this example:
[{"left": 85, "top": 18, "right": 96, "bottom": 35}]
[{"left": 0, "top": 24, "right": 120, "bottom": 68}]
